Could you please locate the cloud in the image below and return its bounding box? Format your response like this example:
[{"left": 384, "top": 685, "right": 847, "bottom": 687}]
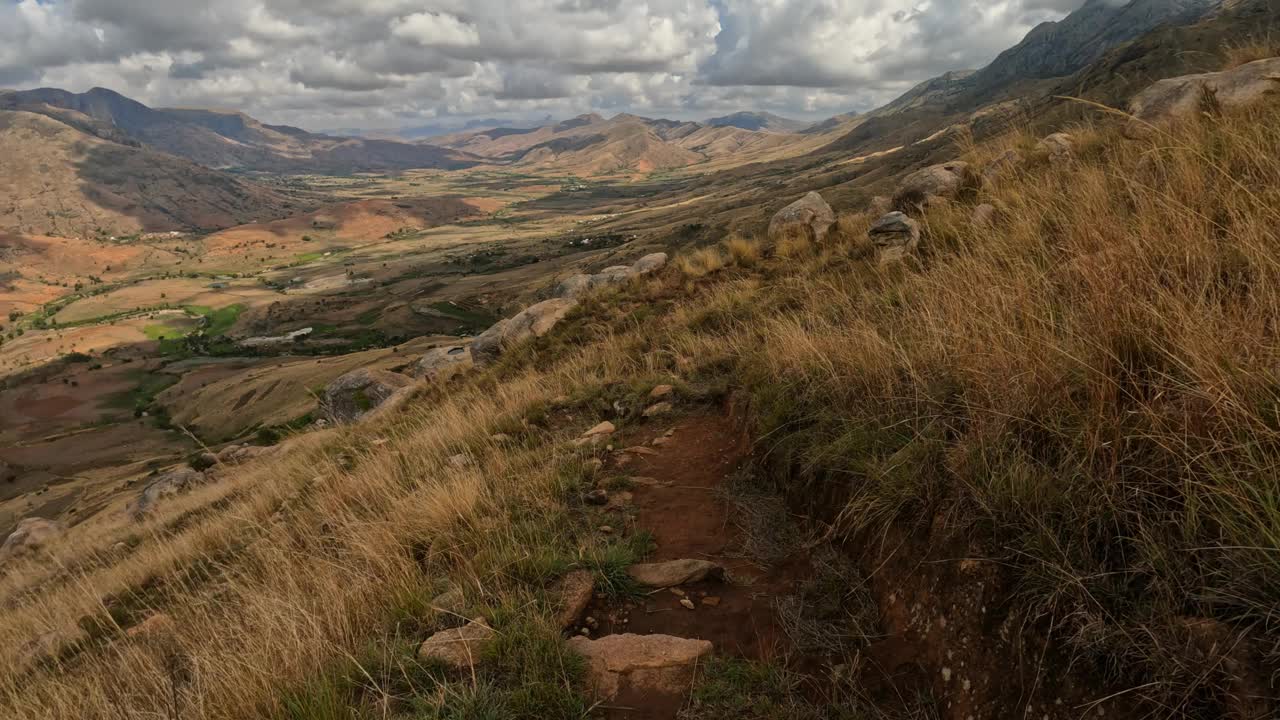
[{"left": 3, "top": 0, "right": 1081, "bottom": 130}]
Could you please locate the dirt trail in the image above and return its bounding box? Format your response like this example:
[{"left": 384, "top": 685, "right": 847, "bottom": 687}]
[{"left": 585, "top": 411, "right": 812, "bottom": 718}]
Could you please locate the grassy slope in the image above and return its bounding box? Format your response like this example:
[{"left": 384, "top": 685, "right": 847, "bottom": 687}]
[{"left": 1, "top": 100, "right": 1278, "bottom": 718}]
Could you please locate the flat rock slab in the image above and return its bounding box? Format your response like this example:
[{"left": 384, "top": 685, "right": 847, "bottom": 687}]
[
  {"left": 417, "top": 618, "right": 494, "bottom": 669},
  {"left": 554, "top": 570, "right": 596, "bottom": 630},
  {"left": 568, "top": 633, "right": 713, "bottom": 700},
  {"left": 628, "top": 559, "right": 723, "bottom": 588}
]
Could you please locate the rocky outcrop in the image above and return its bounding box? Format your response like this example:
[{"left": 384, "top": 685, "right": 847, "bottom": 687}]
[
  {"left": 471, "top": 298, "right": 578, "bottom": 366},
  {"left": 895, "top": 161, "right": 972, "bottom": 206},
  {"left": 868, "top": 212, "right": 922, "bottom": 263},
  {"left": 628, "top": 559, "right": 723, "bottom": 588},
  {"left": 413, "top": 344, "right": 473, "bottom": 383},
  {"left": 557, "top": 253, "right": 668, "bottom": 299},
  {"left": 132, "top": 469, "right": 207, "bottom": 519},
  {"left": 1128, "top": 57, "right": 1280, "bottom": 136},
  {"left": 568, "top": 633, "right": 713, "bottom": 701},
  {"left": 322, "top": 368, "right": 415, "bottom": 424},
  {"left": 0, "top": 517, "right": 64, "bottom": 561},
  {"left": 417, "top": 617, "right": 495, "bottom": 669},
  {"left": 1036, "top": 133, "right": 1074, "bottom": 163},
  {"left": 767, "top": 191, "right": 836, "bottom": 244}
]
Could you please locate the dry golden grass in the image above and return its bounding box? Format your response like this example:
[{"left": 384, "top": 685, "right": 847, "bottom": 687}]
[
  {"left": 4, "top": 97, "right": 1280, "bottom": 719},
  {"left": 1223, "top": 35, "right": 1280, "bottom": 69}
]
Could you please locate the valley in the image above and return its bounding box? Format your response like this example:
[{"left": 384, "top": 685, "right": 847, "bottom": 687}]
[{"left": 2, "top": 1, "right": 1279, "bottom": 718}]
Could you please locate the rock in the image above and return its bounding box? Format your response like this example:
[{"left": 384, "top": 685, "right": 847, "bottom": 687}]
[
  {"left": 131, "top": 469, "right": 207, "bottom": 519},
  {"left": 568, "top": 633, "right": 713, "bottom": 701},
  {"left": 0, "top": 517, "right": 64, "bottom": 561},
  {"left": 417, "top": 617, "right": 495, "bottom": 669},
  {"left": 471, "top": 298, "right": 579, "bottom": 366},
  {"left": 1128, "top": 58, "right": 1280, "bottom": 136},
  {"left": 767, "top": 191, "right": 837, "bottom": 244},
  {"left": 583, "top": 421, "right": 616, "bottom": 438},
  {"left": 642, "top": 402, "right": 674, "bottom": 418},
  {"left": 447, "top": 454, "right": 472, "bottom": 468},
  {"left": 648, "top": 385, "right": 674, "bottom": 400},
  {"left": 868, "top": 212, "right": 922, "bottom": 263},
  {"left": 623, "top": 446, "right": 659, "bottom": 456},
  {"left": 1036, "top": 132, "right": 1074, "bottom": 163},
  {"left": 558, "top": 254, "right": 668, "bottom": 299},
  {"left": 323, "top": 368, "right": 416, "bottom": 425},
  {"left": 679, "top": 597, "right": 696, "bottom": 610},
  {"left": 628, "top": 559, "right": 724, "bottom": 588},
  {"left": 557, "top": 274, "right": 597, "bottom": 299},
  {"left": 584, "top": 489, "right": 609, "bottom": 506},
  {"left": 554, "top": 570, "right": 596, "bottom": 629},
  {"left": 971, "top": 203, "right": 998, "bottom": 231},
  {"left": 413, "top": 344, "right": 473, "bottom": 383},
  {"left": 895, "top": 161, "right": 972, "bottom": 205},
  {"left": 218, "top": 444, "right": 279, "bottom": 464},
  {"left": 701, "top": 596, "right": 721, "bottom": 607},
  {"left": 430, "top": 586, "right": 467, "bottom": 616},
  {"left": 631, "top": 253, "right": 668, "bottom": 275}
]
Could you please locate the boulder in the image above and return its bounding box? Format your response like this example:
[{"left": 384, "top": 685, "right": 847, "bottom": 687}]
[
  {"left": 558, "top": 254, "right": 668, "bottom": 299},
  {"left": 0, "top": 517, "right": 64, "bottom": 561},
  {"left": 627, "top": 559, "right": 723, "bottom": 588},
  {"left": 868, "top": 212, "right": 922, "bottom": 263},
  {"left": 413, "top": 344, "right": 473, "bottom": 383},
  {"left": 1036, "top": 133, "right": 1074, "bottom": 163},
  {"left": 132, "top": 469, "right": 207, "bottom": 518},
  {"left": 323, "top": 368, "right": 415, "bottom": 424},
  {"left": 583, "top": 421, "right": 616, "bottom": 438},
  {"left": 649, "top": 385, "right": 674, "bottom": 400},
  {"left": 554, "top": 569, "right": 596, "bottom": 629},
  {"left": 568, "top": 633, "right": 713, "bottom": 701},
  {"left": 470, "top": 298, "right": 578, "bottom": 366},
  {"left": 1128, "top": 58, "right": 1280, "bottom": 136},
  {"left": 631, "top": 253, "right": 668, "bottom": 275},
  {"left": 895, "top": 161, "right": 972, "bottom": 204},
  {"left": 430, "top": 586, "right": 467, "bottom": 616},
  {"left": 417, "top": 617, "right": 495, "bottom": 669},
  {"left": 556, "top": 274, "right": 596, "bottom": 299},
  {"left": 642, "top": 402, "right": 674, "bottom": 418},
  {"left": 767, "top": 191, "right": 837, "bottom": 244}
]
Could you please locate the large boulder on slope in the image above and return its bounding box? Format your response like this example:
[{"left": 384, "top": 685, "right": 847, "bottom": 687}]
[
  {"left": 868, "top": 212, "right": 922, "bottom": 263},
  {"left": 895, "top": 161, "right": 972, "bottom": 205},
  {"left": 558, "top": 254, "right": 669, "bottom": 299},
  {"left": 1128, "top": 58, "right": 1280, "bottom": 136},
  {"left": 323, "top": 368, "right": 416, "bottom": 425},
  {"left": 413, "top": 344, "right": 473, "bottom": 383},
  {"left": 131, "top": 469, "right": 208, "bottom": 519},
  {"left": 767, "top": 191, "right": 836, "bottom": 244},
  {"left": 470, "top": 298, "right": 578, "bottom": 366},
  {"left": 417, "top": 617, "right": 495, "bottom": 669},
  {"left": 0, "top": 517, "right": 64, "bottom": 561}
]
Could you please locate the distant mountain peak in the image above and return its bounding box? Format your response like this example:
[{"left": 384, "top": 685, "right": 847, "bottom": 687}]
[{"left": 705, "top": 111, "right": 807, "bottom": 133}]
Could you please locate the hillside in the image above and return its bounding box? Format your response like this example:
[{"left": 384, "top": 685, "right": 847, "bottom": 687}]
[
  {"left": 2, "top": 78, "right": 1278, "bottom": 718},
  {"left": 0, "top": 88, "right": 480, "bottom": 173},
  {"left": 704, "top": 111, "right": 808, "bottom": 133},
  {"left": 0, "top": 109, "right": 299, "bottom": 237}
]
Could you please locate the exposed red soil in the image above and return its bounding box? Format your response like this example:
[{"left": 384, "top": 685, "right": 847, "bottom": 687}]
[{"left": 583, "top": 411, "right": 812, "bottom": 719}]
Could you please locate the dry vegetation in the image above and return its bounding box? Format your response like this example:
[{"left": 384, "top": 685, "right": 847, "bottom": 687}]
[{"left": 2, "top": 98, "right": 1278, "bottom": 718}]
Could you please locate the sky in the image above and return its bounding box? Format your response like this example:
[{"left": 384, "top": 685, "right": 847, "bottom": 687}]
[{"left": 1, "top": 0, "right": 1085, "bottom": 132}]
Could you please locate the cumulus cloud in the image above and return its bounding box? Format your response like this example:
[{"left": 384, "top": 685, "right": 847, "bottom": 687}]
[{"left": 2, "top": 0, "right": 1082, "bottom": 130}]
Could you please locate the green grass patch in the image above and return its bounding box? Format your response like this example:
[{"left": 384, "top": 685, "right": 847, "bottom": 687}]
[
  {"left": 185, "top": 304, "right": 244, "bottom": 337},
  {"left": 101, "top": 371, "right": 179, "bottom": 412}
]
